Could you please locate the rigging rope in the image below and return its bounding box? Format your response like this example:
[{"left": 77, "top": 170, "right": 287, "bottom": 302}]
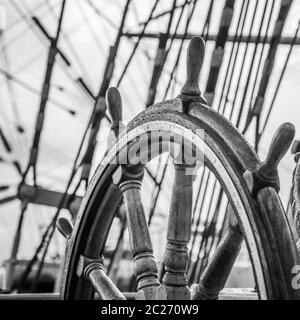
[
  {"left": 22, "top": 0, "right": 133, "bottom": 291},
  {"left": 236, "top": 0, "right": 274, "bottom": 129},
  {"left": 116, "top": 0, "right": 161, "bottom": 87},
  {"left": 259, "top": 20, "right": 300, "bottom": 140}
]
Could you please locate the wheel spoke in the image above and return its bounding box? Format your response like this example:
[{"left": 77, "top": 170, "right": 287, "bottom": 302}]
[
  {"left": 77, "top": 256, "right": 126, "bottom": 300},
  {"left": 191, "top": 206, "right": 243, "bottom": 300},
  {"left": 113, "top": 164, "right": 160, "bottom": 299},
  {"left": 162, "top": 149, "right": 195, "bottom": 299}
]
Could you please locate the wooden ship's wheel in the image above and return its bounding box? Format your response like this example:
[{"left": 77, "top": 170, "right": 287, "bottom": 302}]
[{"left": 58, "top": 37, "right": 300, "bottom": 300}]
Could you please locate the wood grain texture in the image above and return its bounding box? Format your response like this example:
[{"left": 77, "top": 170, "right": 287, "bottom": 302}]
[
  {"left": 85, "top": 262, "right": 126, "bottom": 300},
  {"left": 162, "top": 162, "right": 194, "bottom": 299},
  {"left": 256, "top": 187, "right": 300, "bottom": 299},
  {"left": 244, "top": 123, "right": 295, "bottom": 194},
  {"left": 181, "top": 36, "right": 205, "bottom": 96},
  {"left": 113, "top": 165, "right": 160, "bottom": 299},
  {"left": 290, "top": 159, "right": 300, "bottom": 240},
  {"left": 191, "top": 224, "right": 243, "bottom": 300},
  {"left": 256, "top": 123, "right": 295, "bottom": 187},
  {"left": 106, "top": 87, "right": 125, "bottom": 148}
]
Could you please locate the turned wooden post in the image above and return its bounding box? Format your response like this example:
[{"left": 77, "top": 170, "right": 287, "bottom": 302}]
[
  {"left": 84, "top": 262, "right": 126, "bottom": 300},
  {"left": 107, "top": 86, "right": 159, "bottom": 299},
  {"left": 180, "top": 36, "right": 207, "bottom": 105},
  {"left": 181, "top": 36, "right": 204, "bottom": 96},
  {"left": 244, "top": 123, "right": 295, "bottom": 194},
  {"left": 255, "top": 123, "right": 294, "bottom": 188},
  {"left": 77, "top": 255, "right": 126, "bottom": 300},
  {"left": 106, "top": 87, "right": 125, "bottom": 148},
  {"left": 162, "top": 142, "right": 195, "bottom": 299},
  {"left": 191, "top": 206, "right": 243, "bottom": 300},
  {"left": 113, "top": 165, "right": 160, "bottom": 299},
  {"left": 161, "top": 36, "right": 206, "bottom": 299}
]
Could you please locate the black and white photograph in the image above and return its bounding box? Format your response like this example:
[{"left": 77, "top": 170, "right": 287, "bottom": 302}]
[{"left": 0, "top": 0, "right": 300, "bottom": 312}]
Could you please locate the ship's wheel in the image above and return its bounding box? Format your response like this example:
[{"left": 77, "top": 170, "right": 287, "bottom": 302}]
[{"left": 58, "top": 37, "right": 300, "bottom": 300}]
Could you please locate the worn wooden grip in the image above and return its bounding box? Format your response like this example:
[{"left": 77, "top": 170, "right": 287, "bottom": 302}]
[
  {"left": 106, "top": 87, "right": 123, "bottom": 129},
  {"left": 257, "top": 123, "right": 295, "bottom": 180},
  {"left": 181, "top": 36, "right": 205, "bottom": 96},
  {"left": 85, "top": 262, "right": 126, "bottom": 300},
  {"left": 57, "top": 216, "right": 73, "bottom": 239}
]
